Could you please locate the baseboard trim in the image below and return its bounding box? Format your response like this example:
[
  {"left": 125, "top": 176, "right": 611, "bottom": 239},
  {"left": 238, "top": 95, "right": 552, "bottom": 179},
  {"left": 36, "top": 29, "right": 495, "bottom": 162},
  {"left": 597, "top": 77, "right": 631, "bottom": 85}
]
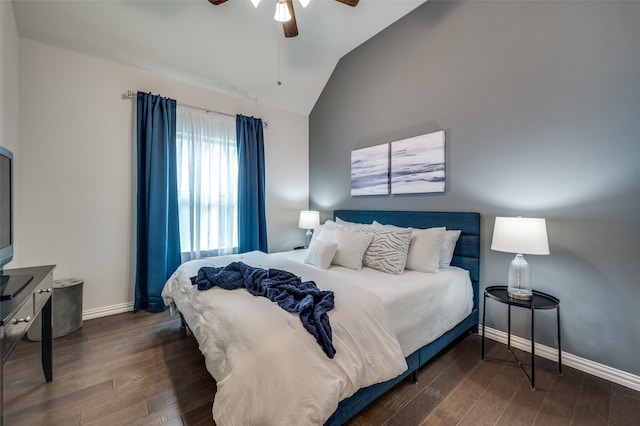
[
  {"left": 482, "top": 326, "right": 640, "bottom": 392},
  {"left": 83, "top": 302, "right": 134, "bottom": 321}
]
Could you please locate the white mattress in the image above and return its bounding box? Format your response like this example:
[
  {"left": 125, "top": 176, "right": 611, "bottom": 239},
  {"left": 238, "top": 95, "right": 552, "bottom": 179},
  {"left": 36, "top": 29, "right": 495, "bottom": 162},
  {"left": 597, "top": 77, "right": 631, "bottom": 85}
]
[{"left": 281, "top": 249, "right": 474, "bottom": 356}]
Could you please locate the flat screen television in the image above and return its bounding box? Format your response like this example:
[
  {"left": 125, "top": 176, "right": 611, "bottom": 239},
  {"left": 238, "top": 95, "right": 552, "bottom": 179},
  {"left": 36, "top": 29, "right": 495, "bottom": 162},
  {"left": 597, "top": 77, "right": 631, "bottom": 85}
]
[{"left": 0, "top": 145, "right": 32, "bottom": 300}]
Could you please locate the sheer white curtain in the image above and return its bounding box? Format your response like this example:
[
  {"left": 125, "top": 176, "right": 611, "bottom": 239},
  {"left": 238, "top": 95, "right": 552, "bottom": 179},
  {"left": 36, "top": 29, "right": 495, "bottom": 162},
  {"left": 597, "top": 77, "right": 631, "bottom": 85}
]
[{"left": 176, "top": 106, "right": 238, "bottom": 261}]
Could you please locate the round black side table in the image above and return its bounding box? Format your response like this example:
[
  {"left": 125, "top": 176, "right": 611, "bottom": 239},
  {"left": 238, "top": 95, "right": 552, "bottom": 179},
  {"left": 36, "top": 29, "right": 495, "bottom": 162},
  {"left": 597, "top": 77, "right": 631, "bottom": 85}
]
[{"left": 481, "top": 285, "right": 562, "bottom": 389}]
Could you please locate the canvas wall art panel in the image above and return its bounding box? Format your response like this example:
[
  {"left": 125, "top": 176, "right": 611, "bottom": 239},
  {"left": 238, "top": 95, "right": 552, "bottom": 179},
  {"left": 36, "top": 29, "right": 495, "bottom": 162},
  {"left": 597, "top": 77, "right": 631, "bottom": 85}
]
[
  {"left": 351, "top": 143, "right": 389, "bottom": 196},
  {"left": 391, "top": 130, "right": 445, "bottom": 194}
]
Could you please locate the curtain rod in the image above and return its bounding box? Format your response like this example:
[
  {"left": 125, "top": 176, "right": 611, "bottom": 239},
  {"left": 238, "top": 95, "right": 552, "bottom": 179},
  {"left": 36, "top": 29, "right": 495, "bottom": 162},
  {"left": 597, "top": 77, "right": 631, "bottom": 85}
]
[
  {"left": 125, "top": 90, "right": 268, "bottom": 128},
  {"left": 125, "top": 90, "right": 236, "bottom": 119}
]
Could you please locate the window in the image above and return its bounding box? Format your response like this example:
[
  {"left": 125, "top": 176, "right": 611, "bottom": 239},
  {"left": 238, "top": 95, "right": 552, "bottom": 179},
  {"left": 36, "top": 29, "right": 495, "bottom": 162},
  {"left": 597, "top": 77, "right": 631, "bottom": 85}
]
[{"left": 176, "top": 106, "right": 237, "bottom": 261}]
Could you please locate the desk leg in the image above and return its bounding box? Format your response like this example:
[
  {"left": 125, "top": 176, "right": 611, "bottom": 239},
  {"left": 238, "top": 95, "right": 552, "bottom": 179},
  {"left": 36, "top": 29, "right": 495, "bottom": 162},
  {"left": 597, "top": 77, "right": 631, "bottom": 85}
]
[
  {"left": 1, "top": 355, "right": 4, "bottom": 426},
  {"left": 42, "top": 296, "right": 53, "bottom": 382},
  {"left": 531, "top": 307, "right": 536, "bottom": 390},
  {"left": 557, "top": 305, "right": 562, "bottom": 376}
]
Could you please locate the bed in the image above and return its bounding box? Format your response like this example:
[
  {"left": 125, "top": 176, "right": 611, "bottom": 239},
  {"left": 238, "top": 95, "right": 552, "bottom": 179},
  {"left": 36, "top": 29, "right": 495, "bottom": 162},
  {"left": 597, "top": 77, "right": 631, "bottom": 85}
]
[{"left": 161, "top": 210, "right": 480, "bottom": 425}]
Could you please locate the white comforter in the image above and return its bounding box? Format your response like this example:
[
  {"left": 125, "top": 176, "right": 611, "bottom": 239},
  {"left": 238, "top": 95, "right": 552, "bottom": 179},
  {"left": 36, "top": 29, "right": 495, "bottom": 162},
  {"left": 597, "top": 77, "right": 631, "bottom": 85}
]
[{"left": 162, "top": 250, "right": 408, "bottom": 425}]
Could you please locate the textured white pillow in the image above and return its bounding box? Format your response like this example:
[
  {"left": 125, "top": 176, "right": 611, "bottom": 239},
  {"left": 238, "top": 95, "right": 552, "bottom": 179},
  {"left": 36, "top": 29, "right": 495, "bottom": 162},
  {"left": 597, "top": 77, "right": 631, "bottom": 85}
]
[
  {"left": 360, "top": 228, "right": 413, "bottom": 274},
  {"left": 331, "top": 228, "right": 374, "bottom": 270},
  {"left": 439, "top": 230, "right": 462, "bottom": 269},
  {"left": 304, "top": 240, "right": 338, "bottom": 270},
  {"left": 405, "top": 227, "right": 446, "bottom": 273}
]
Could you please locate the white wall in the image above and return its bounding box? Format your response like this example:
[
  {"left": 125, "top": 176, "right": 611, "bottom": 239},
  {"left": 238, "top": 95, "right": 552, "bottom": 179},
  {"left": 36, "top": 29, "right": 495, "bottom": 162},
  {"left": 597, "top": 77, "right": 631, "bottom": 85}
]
[
  {"left": 15, "top": 39, "right": 309, "bottom": 317},
  {"left": 1, "top": 0, "right": 19, "bottom": 155}
]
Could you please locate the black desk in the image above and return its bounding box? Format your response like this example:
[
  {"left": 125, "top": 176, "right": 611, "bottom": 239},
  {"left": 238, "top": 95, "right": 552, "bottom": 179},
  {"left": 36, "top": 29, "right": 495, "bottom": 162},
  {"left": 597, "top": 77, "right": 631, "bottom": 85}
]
[
  {"left": 481, "top": 285, "right": 562, "bottom": 389},
  {"left": 0, "top": 265, "right": 55, "bottom": 425}
]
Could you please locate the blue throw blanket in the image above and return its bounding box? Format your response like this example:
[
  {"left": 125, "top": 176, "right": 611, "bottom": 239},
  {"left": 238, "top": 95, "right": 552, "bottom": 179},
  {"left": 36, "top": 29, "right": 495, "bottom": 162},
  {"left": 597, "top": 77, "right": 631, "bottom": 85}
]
[{"left": 190, "top": 262, "right": 336, "bottom": 358}]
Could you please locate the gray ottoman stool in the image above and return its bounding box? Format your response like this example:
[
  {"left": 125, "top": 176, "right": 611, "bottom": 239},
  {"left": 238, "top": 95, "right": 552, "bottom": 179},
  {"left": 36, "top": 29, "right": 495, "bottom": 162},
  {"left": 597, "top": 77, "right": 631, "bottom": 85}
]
[{"left": 27, "top": 278, "right": 83, "bottom": 341}]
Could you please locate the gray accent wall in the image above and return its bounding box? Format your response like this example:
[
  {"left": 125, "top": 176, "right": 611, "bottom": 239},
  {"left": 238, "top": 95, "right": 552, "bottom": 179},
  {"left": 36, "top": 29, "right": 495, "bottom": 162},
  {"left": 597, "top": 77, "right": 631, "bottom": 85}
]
[{"left": 309, "top": 1, "right": 640, "bottom": 376}]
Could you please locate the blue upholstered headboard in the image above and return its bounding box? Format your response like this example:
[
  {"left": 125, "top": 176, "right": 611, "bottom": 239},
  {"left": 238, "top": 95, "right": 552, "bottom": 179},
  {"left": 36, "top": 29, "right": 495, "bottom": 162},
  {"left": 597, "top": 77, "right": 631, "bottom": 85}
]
[{"left": 333, "top": 210, "right": 481, "bottom": 310}]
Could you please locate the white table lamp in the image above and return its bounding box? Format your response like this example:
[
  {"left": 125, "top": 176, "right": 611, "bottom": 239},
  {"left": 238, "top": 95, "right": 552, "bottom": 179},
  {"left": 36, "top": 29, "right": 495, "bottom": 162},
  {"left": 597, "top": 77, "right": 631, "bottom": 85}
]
[
  {"left": 491, "top": 217, "right": 550, "bottom": 300},
  {"left": 298, "top": 210, "right": 320, "bottom": 248}
]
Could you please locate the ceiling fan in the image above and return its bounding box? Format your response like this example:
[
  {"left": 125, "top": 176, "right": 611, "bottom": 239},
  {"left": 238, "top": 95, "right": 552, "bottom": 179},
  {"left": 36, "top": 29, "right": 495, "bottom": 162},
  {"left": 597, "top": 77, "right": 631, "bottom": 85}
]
[{"left": 208, "top": 0, "right": 359, "bottom": 38}]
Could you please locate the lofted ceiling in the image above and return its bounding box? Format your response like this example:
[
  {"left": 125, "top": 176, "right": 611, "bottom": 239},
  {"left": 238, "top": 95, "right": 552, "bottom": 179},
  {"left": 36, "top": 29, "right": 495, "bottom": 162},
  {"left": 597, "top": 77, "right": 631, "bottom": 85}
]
[{"left": 12, "top": 0, "right": 427, "bottom": 115}]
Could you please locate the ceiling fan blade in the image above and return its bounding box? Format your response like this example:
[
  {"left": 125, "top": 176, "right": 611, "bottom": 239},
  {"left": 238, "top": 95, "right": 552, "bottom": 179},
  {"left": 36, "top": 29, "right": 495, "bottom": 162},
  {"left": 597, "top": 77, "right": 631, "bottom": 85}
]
[
  {"left": 283, "top": 0, "right": 299, "bottom": 38},
  {"left": 336, "top": 0, "right": 359, "bottom": 6},
  {"left": 208, "top": 0, "right": 228, "bottom": 4}
]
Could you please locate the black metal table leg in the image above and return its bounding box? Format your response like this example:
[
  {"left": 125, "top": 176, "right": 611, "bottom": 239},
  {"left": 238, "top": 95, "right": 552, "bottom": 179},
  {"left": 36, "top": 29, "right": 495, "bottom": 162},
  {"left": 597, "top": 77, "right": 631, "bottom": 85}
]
[
  {"left": 557, "top": 305, "right": 562, "bottom": 376},
  {"left": 482, "top": 291, "right": 487, "bottom": 359},
  {"left": 507, "top": 304, "right": 512, "bottom": 351},
  {"left": 531, "top": 306, "right": 535, "bottom": 389}
]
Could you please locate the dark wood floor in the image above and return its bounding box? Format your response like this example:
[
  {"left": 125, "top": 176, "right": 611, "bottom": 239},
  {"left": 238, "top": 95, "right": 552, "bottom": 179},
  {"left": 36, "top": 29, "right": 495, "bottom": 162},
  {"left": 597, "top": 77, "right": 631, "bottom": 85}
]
[{"left": 3, "top": 310, "right": 639, "bottom": 425}]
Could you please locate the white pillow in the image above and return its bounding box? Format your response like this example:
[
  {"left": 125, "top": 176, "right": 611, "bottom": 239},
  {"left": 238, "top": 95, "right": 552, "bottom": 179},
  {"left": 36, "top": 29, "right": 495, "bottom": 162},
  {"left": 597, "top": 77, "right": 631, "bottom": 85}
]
[
  {"left": 309, "top": 224, "right": 323, "bottom": 245},
  {"left": 304, "top": 240, "right": 338, "bottom": 270},
  {"left": 405, "top": 227, "right": 446, "bottom": 273},
  {"left": 315, "top": 220, "right": 337, "bottom": 243},
  {"left": 371, "top": 220, "right": 404, "bottom": 230},
  {"left": 360, "top": 228, "right": 413, "bottom": 274},
  {"left": 440, "top": 230, "right": 462, "bottom": 269},
  {"left": 335, "top": 217, "right": 371, "bottom": 230},
  {"left": 331, "top": 228, "right": 374, "bottom": 270}
]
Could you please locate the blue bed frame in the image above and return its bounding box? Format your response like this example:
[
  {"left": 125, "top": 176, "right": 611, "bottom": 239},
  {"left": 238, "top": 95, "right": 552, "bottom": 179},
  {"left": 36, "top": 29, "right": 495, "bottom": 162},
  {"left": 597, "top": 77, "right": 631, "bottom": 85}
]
[{"left": 325, "top": 210, "right": 480, "bottom": 425}]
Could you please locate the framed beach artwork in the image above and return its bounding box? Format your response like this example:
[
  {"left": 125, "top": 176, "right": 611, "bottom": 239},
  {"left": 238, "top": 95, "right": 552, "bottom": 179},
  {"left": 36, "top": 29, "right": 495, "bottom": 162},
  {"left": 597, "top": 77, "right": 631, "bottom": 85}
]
[
  {"left": 391, "top": 130, "right": 445, "bottom": 194},
  {"left": 351, "top": 143, "right": 389, "bottom": 196}
]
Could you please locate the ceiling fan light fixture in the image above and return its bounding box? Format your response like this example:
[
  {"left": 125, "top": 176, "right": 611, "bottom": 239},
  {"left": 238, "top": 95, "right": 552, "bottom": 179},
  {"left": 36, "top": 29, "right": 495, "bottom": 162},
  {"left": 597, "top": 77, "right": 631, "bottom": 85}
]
[
  {"left": 298, "top": 0, "right": 310, "bottom": 7},
  {"left": 251, "top": 0, "right": 261, "bottom": 7},
  {"left": 274, "top": 0, "right": 291, "bottom": 23}
]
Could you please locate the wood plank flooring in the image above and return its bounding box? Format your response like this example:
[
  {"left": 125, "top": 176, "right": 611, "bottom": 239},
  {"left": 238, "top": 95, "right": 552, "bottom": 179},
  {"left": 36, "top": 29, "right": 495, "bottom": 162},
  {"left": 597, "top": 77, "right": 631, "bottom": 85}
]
[{"left": 3, "top": 310, "right": 639, "bottom": 425}]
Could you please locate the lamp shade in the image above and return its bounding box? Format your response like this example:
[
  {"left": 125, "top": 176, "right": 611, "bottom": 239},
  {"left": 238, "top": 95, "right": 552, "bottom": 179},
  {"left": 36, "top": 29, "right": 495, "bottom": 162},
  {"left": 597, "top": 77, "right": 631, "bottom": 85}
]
[
  {"left": 298, "top": 210, "right": 320, "bottom": 229},
  {"left": 491, "top": 217, "right": 550, "bottom": 255}
]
